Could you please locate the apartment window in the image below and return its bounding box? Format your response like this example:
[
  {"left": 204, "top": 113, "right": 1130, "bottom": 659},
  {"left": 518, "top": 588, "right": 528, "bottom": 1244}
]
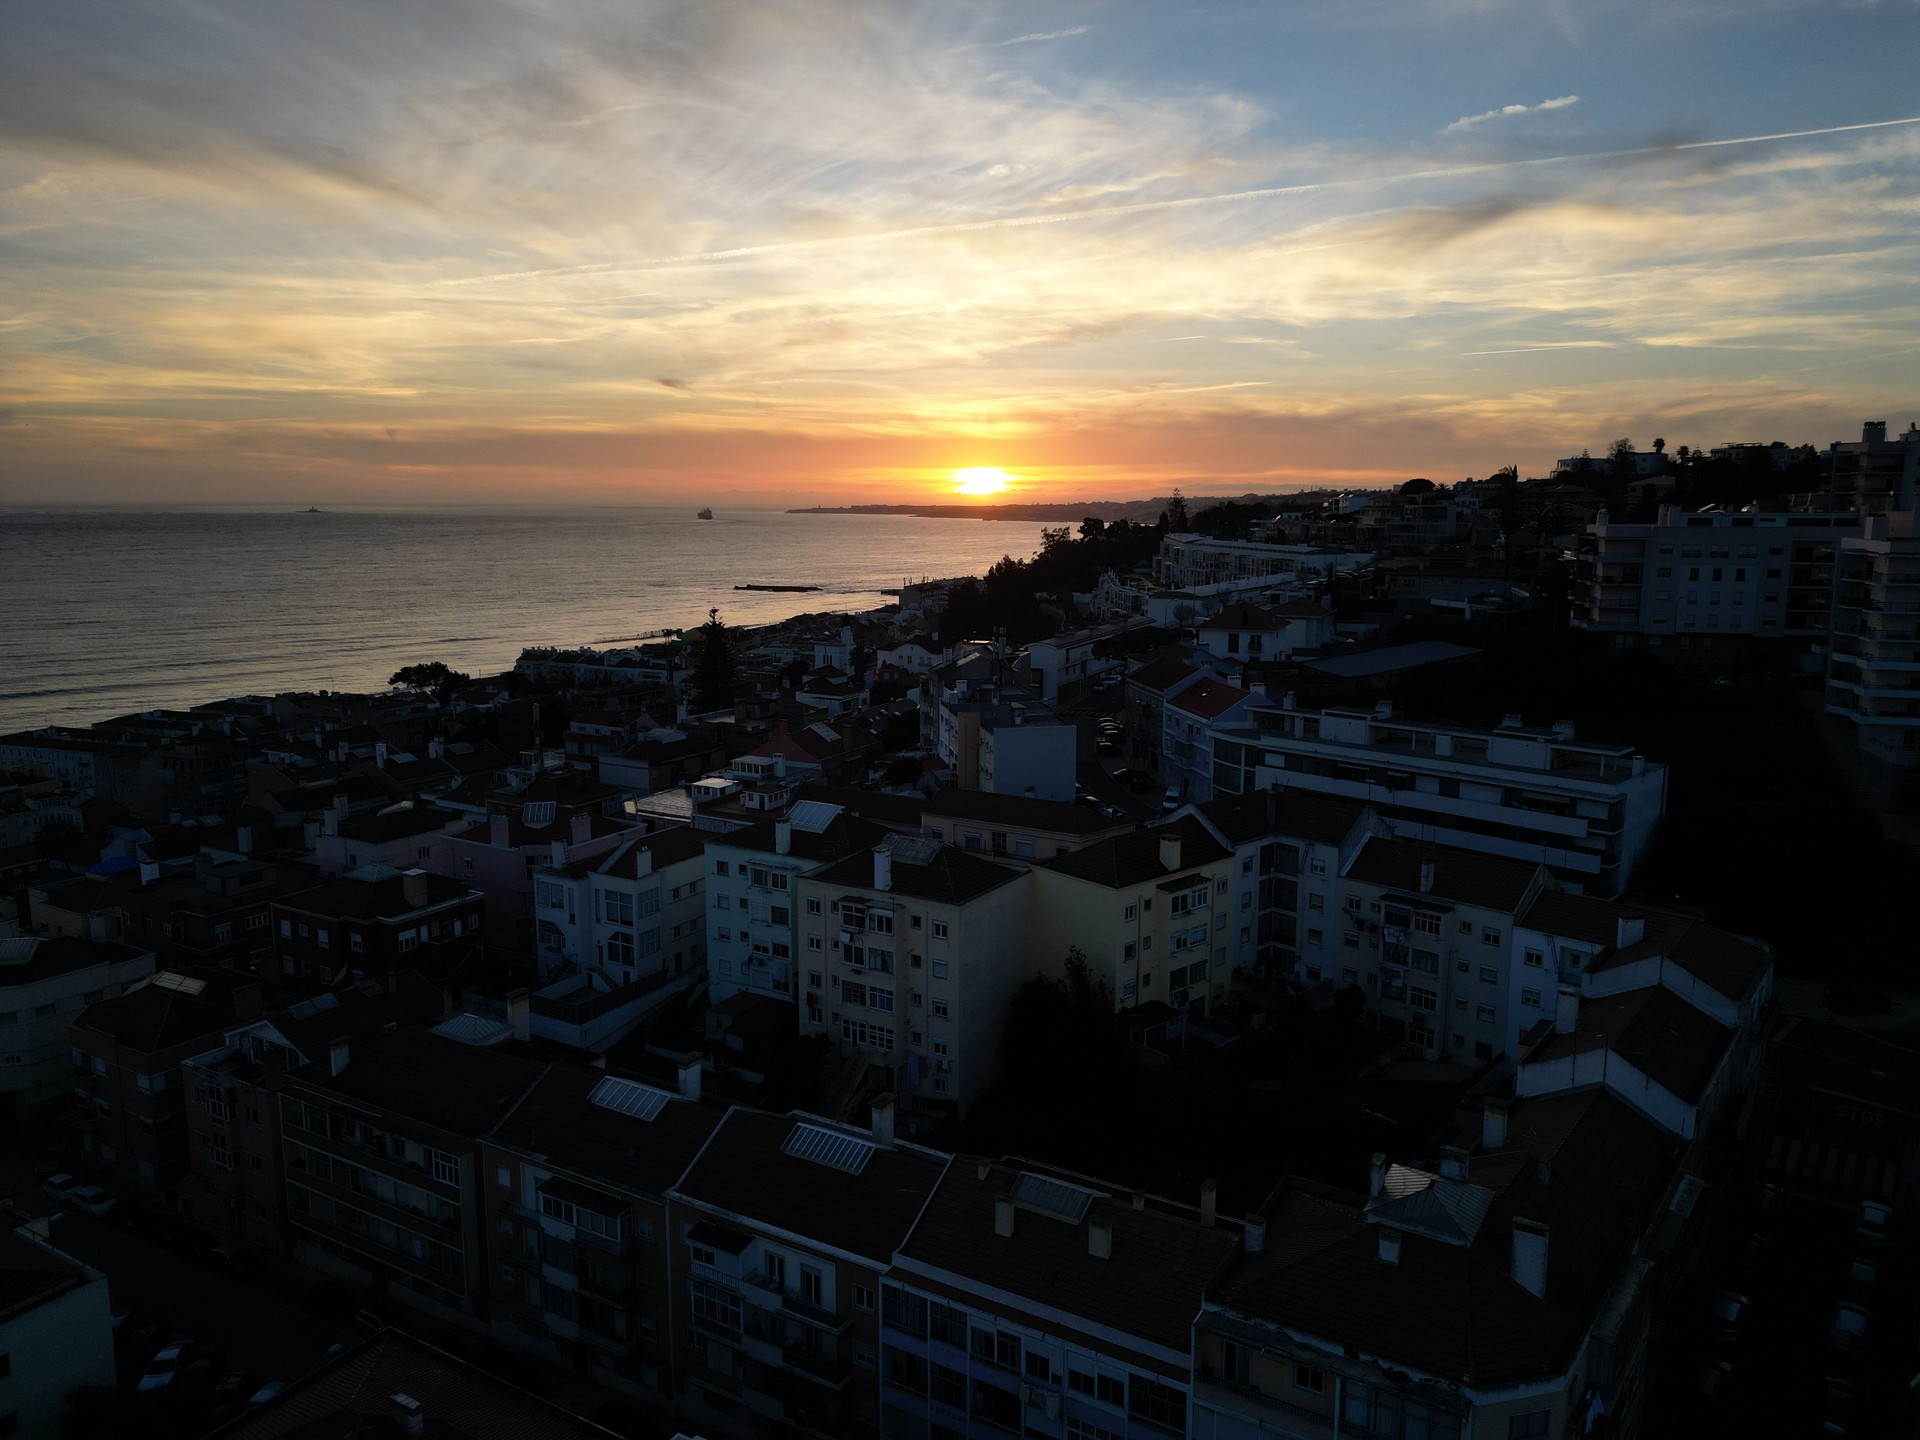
[
  {"left": 1458, "top": 921, "right": 1473, "bottom": 935},
  {"left": 853, "top": 1283, "right": 874, "bottom": 1310},
  {"left": 350, "top": 933, "right": 364, "bottom": 953},
  {"left": 430, "top": 1149, "right": 460, "bottom": 1185},
  {"left": 1508, "top": 1413, "right": 1551, "bottom": 1440},
  {"left": 1409, "top": 987, "right": 1438, "bottom": 1012},
  {"left": 806, "top": 897, "right": 822, "bottom": 914},
  {"left": 1482, "top": 927, "right": 1502, "bottom": 945},
  {"left": 1413, "top": 912, "right": 1441, "bottom": 936},
  {"left": 1295, "top": 1364, "right": 1326, "bottom": 1395},
  {"left": 1343, "top": 968, "right": 1358, "bottom": 985},
  {"left": 1479, "top": 965, "right": 1498, "bottom": 984},
  {"left": 1477, "top": 1004, "right": 1497, "bottom": 1023},
  {"left": 1524, "top": 949, "right": 1544, "bottom": 968},
  {"left": 714, "top": 860, "right": 729, "bottom": 876},
  {"left": 1307, "top": 928, "right": 1323, "bottom": 947},
  {"left": 1128, "top": 1374, "right": 1185, "bottom": 1431},
  {"left": 932, "top": 999, "right": 949, "bottom": 1018},
  {"left": 1344, "top": 935, "right": 1360, "bottom": 950},
  {"left": 931, "top": 920, "right": 949, "bottom": 940},
  {"left": 1097, "top": 1374, "right": 1126, "bottom": 1408},
  {"left": 602, "top": 890, "right": 634, "bottom": 926},
  {"left": 1309, "top": 857, "right": 1327, "bottom": 876},
  {"left": 1522, "top": 988, "right": 1543, "bottom": 1007},
  {"left": 806, "top": 935, "right": 822, "bottom": 952},
  {"left": 1308, "top": 894, "right": 1325, "bottom": 912},
  {"left": 1124, "top": 902, "right": 1137, "bottom": 922},
  {"left": 932, "top": 959, "right": 949, "bottom": 979},
  {"left": 279, "top": 920, "right": 292, "bottom": 939},
  {"left": 771, "top": 906, "right": 790, "bottom": 926}
]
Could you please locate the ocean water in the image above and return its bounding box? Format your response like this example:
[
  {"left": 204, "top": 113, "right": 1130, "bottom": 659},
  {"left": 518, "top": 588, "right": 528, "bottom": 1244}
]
[{"left": 0, "top": 507, "right": 1054, "bottom": 731}]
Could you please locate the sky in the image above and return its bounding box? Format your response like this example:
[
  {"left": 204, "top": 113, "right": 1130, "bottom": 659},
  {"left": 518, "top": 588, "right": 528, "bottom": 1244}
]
[{"left": 2, "top": 0, "right": 1918, "bottom": 507}]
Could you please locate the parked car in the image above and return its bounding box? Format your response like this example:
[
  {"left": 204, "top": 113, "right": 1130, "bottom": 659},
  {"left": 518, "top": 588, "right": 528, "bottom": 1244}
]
[
  {"left": 1828, "top": 1302, "right": 1872, "bottom": 1354},
  {"left": 1706, "top": 1290, "right": 1750, "bottom": 1342},
  {"left": 139, "top": 1341, "right": 197, "bottom": 1392},
  {"left": 250, "top": 1381, "right": 287, "bottom": 1406},
  {"left": 1854, "top": 1200, "right": 1892, "bottom": 1247},
  {"left": 43, "top": 1172, "right": 82, "bottom": 1203},
  {"left": 1844, "top": 1256, "right": 1879, "bottom": 1306},
  {"left": 69, "top": 1185, "right": 116, "bottom": 1218},
  {"left": 1161, "top": 786, "right": 1181, "bottom": 812}
]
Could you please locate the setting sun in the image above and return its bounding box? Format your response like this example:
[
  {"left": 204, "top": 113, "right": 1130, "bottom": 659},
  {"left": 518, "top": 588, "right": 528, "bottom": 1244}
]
[{"left": 951, "top": 467, "right": 1014, "bottom": 496}]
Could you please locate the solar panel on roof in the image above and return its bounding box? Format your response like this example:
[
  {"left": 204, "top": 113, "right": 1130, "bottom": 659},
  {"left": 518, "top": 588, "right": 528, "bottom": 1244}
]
[
  {"left": 1010, "top": 1171, "right": 1098, "bottom": 1224},
  {"left": 782, "top": 1122, "right": 875, "bottom": 1174},
  {"left": 150, "top": 972, "right": 209, "bottom": 996},
  {"left": 885, "top": 834, "right": 943, "bottom": 866},
  {"left": 588, "top": 1075, "right": 671, "bottom": 1122},
  {"left": 787, "top": 800, "right": 843, "bottom": 834}
]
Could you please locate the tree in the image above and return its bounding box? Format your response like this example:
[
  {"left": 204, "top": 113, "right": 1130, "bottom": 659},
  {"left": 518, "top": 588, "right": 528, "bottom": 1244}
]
[
  {"left": 1652, "top": 437, "right": 1666, "bottom": 455},
  {"left": 692, "top": 608, "right": 740, "bottom": 713},
  {"left": 1399, "top": 477, "right": 1436, "bottom": 496},
  {"left": 1608, "top": 437, "right": 1637, "bottom": 476},
  {"left": 1162, "top": 490, "right": 1191, "bottom": 531},
  {"left": 389, "top": 661, "right": 471, "bottom": 703}
]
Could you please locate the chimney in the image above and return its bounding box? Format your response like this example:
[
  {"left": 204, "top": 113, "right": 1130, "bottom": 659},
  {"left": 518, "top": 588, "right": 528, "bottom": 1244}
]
[
  {"left": 429, "top": 737, "right": 445, "bottom": 760},
  {"left": 1369, "top": 1152, "right": 1387, "bottom": 1199},
  {"left": 390, "top": 1394, "right": 424, "bottom": 1437},
  {"left": 1244, "top": 1215, "right": 1267, "bottom": 1254},
  {"left": 322, "top": 809, "right": 340, "bottom": 837},
  {"left": 774, "top": 753, "right": 788, "bottom": 779},
  {"left": 570, "top": 812, "right": 591, "bottom": 846},
  {"left": 677, "top": 1052, "right": 703, "bottom": 1102},
  {"left": 1377, "top": 1227, "right": 1403, "bottom": 1265},
  {"left": 1615, "top": 914, "right": 1646, "bottom": 949},
  {"left": 775, "top": 818, "right": 793, "bottom": 856},
  {"left": 1132, "top": 1192, "right": 1146, "bottom": 1211},
  {"left": 994, "top": 1197, "right": 1016, "bottom": 1238},
  {"left": 633, "top": 847, "right": 653, "bottom": 878},
  {"left": 236, "top": 825, "right": 254, "bottom": 855},
  {"left": 1483, "top": 1097, "right": 1510, "bottom": 1150},
  {"left": 138, "top": 860, "right": 160, "bottom": 887},
  {"left": 870, "top": 1093, "right": 896, "bottom": 1148},
  {"left": 1439, "top": 1144, "right": 1470, "bottom": 1181},
  {"left": 1511, "top": 1218, "right": 1550, "bottom": 1300},
  {"left": 1499, "top": 714, "right": 1524, "bottom": 730},
  {"left": 977, "top": 1161, "right": 991, "bottom": 1181},
  {"left": 1159, "top": 832, "right": 1183, "bottom": 873},
  {"left": 1418, "top": 857, "right": 1436, "bottom": 894},
  {"left": 506, "top": 988, "right": 531, "bottom": 1043},
  {"left": 333, "top": 794, "right": 349, "bottom": 822},
  {"left": 489, "top": 814, "right": 510, "bottom": 848},
  {"left": 1554, "top": 990, "right": 1579, "bottom": 1035},
  {"left": 548, "top": 839, "right": 566, "bottom": 871},
  {"left": 873, "top": 846, "right": 893, "bottom": 892},
  {"left": 401, "top": 869, "right": 429, "bottom": 910},
  {"left": 329, "top": 1039, "right": 350, "bottom": 1076},
  {"left": 375, "top": 742, "right": 388, "bottom": 769},
  {"left": 1087, "top": 1219, "right": 1113, "bottom": 1260},
  {"left": 1200, "top": 1178, "right": 1218, "bottom": 1228}
]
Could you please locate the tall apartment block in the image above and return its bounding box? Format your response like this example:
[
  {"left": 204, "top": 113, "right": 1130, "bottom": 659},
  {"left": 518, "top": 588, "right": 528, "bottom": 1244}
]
[{"left": 1827, "top": 510, "right": 1920, "bottom": 807}]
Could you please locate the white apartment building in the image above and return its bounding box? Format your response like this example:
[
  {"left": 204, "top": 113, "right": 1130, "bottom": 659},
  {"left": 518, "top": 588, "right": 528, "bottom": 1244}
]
[
  {"left": 530, "top": 827, "right": 708, "bottom": 986},
  {"left": 1326, "top": 837, "right": 1550, "bottom": 1064},
  {"left": 975, "top": 705, "right": 1076, "bottom": 803},
  {"left": 794, "top": 834, "right": 1027, "bottom": 1115},
  {"left": 0, "top": 1225, "right": 118, "bottom": 1438},
  {"left": 1211, "top": 702, "right": 1667, "bottom": 896},
  {"left": 0, "top": 936, "right": 154, "bottom": 1121},
  {"left": 1023, "top": 619, "right": 1147, "bottom": 702},
  {"left": 1826, "top": 511, "right": 1920, "bottom": 803},
  {"left": 1030, "top": 820, "right": 1236, "bottom": 1016},
  {"left": 1570, "top": 505, "right": 1862, "bottom": 647},
  {"left": 1154, "top": 534, "right": 1371, "bottom": 590},
  {"left": 703, "top": 804, "right": 894, "bottom": 1008},
  {"left": 1179, "top": 790, "right": 1374, "bottom": 979},
  {"left": 1161, "top": 677, "right": 1257, "bottom": 803}
]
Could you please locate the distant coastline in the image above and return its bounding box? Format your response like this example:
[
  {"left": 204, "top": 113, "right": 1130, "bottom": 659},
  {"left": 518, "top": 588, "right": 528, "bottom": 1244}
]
[{"left": 792, "top": 499, "right": 1205, "bottom": 523}]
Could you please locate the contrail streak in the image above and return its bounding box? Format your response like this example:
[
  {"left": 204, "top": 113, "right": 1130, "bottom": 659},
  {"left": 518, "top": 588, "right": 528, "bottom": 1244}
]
[{"left": 444, "top": 115, "right": 1920, "bottom": 287}]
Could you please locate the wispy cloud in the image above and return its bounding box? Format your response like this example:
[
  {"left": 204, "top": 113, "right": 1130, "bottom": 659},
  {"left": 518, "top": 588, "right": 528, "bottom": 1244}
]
[
  {"left": 1445, "top": 95, "right": 1580, "bottom": 135},
  {"left": 994, "top": 26, "right": 1090, "bottom": 47}
]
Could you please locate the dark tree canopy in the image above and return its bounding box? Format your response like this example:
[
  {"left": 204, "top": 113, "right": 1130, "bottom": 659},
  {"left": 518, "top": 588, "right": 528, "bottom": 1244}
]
[
  {"left": 388, "top": 661, "right": 470, "bottom": 701},
  {"left": 693, "top": 607, "right": 740, "bottom": 712}
]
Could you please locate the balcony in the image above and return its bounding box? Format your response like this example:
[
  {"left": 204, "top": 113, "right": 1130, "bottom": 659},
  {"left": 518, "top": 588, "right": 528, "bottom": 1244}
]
[{"left": 782, "top": 1342, "right": 853, "bottom": 1388}]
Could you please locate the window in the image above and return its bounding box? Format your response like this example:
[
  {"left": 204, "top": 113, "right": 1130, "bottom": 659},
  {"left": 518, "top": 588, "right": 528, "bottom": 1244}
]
[
  {"left": 931, "top": 920, "right": 949, "bottom": 940},
  {"left": 1458, "top": 921, "right": 1473, "bottom": 935},
  {"left": 1508, "top": 1412, "right": 1551, "bottom": 1440},
  {"left": 931, "top": 958, "right": 949, "bottom": 979},
  {"left": 770, "top": 906, "right": 789, "bottom": 926},
  {"left": 1025, "top": 1351, "right": 1054, "bottom": 1384},
  {"left": 807, "top": 935, "right": 822, "bottom": 952},
  {"left": 602, "top": 890, "right": 634, "bottom": 926},
  {"left": 1409, "top": 987, "right": 1438, "bottom": 1012},
  {"left": 1482, "top": 927, "right": 1502, "bottom": 946},
  {"left": 1295, "top": 1364, "right": 1325, "bottom": 1395},
  {"left": 1124, "top": 902, "right": 1138, "bottom": 921},
  {"left": 430, "top": 1149, "right": 460, "bottom": 1185},
  {"left": 1307, "top": 928, "right": 1323, "bottom": 946},
  {"left": 1097, "top": 1374, "right": 1126, "bottom": 1407},
  {"left": 1522, "top": 988, "right": 1542, "bottom": 1007},
  {"left": 1308, "top": 894, "right": 1325, "bottom": 912},
  {"left": 932, "top": 999, "right": 949, "bottom": 1018},
  {"left": 1128, "top": 1373, "right": 1185, "bottom": 1431},
  {"left": 1479, "top": 965, "right": 1498, "bottom": 984},
  {"left": 1477, "top": 1004, "right": 1497, "bottom": 1023},
  {"left": 806, "top": 897, "right": 822, "bottom": 914},
  {"left": 1309, "top": 857, "right": 1327, "bottom": 876},
  {"left": 1524, "top": 949, "right": 1544, "bottom": 968},
  {"left": 854, "top": 1283, "right": 874, "bottom": 1311},
  {"left": 715, "top": 860, "right": 729, "bottom": 876},
  {"left": 931, "top": 1362, "right": 967, "bottom": 1408}
]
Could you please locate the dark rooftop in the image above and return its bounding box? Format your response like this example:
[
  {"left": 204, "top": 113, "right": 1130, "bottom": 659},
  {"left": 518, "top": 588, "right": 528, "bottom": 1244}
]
[
  {"left": 673, "top": 1109, "right": 947, "bottom": 1263},
  {"left": 809, "top": 838, "right": 1022, "bottom": 906},
  {"left": 278, "top": 871, "right": 477, "bottom": 922},
  {"left": 925, "top": 786, "right": 1130, "bottom": 837},
  {"left": 1527, "top": 987, "right": 1733, "bottom": 1104},
  {"left": 283, "top": 1029, "right": 545, "bottom": 1139},
  {"left": 489, "top": 1065, "right": 722, "bottom": 1199},
  {"left": 1042, "top": 816, "right": 1229, "bottom": 890},
  {"left": 1344, "top": 835, "right": 1542, "bottom": 913}
]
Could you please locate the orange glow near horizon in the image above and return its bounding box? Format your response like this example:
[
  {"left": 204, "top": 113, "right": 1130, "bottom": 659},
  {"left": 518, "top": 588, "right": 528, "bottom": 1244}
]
[{"left": 951, "top": 466, "right": 1014, "bottom": 496}]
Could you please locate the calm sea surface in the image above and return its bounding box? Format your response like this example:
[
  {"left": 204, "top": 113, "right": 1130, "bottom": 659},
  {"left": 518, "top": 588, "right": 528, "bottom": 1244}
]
[{"left": 0, "top": 507, "right": 1053, "bottom": 731}]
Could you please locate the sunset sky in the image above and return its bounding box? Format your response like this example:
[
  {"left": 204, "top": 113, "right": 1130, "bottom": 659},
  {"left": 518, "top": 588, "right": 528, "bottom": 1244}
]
[{"left": 3, "top": 1, "right": 1918, "bottom": 506}]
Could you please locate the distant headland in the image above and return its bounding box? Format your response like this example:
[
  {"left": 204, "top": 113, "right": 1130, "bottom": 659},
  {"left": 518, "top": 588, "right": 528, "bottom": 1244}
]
[{"left": 788, "top": 495, "right": 1299, "bottom": 523}]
